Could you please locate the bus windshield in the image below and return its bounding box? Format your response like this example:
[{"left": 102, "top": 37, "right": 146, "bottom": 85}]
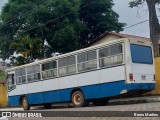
[{"left": 130, "top": 44, "right": 153, "bottom": 64}]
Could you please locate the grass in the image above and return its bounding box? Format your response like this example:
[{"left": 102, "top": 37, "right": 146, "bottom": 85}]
[{"left": 0, "top": 71, "right": 6, "bottom": 81}]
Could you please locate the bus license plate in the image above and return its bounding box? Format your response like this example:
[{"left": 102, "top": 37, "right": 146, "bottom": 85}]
[{"left": 142, "top": 75, "right": 146, "bottom": 80}]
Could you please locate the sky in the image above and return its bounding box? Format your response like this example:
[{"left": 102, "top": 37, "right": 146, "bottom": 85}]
[
  {"left": 0, "top": 0, "right": 159, "bottom": 38},
  {"left": 113, "top": 0, "right": 151, "bottom": 37},
  {"left": 0, "top": 0, "right": 7, "bottom": 12}
]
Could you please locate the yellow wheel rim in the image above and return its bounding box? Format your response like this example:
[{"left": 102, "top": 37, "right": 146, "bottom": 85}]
[
  {"left": 74, "top": 94, "right": 82, "bottom": 105},
  {"left": 23, "top": 99, "right": 27, "bottom": 108}
]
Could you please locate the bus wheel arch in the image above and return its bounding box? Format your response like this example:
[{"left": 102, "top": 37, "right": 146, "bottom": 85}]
[
  {"left": 71, "top": 88, "right": 89, "bottom": 107},
  {"left": 19, "top": 95, "right": 26, "bottom": 105}
]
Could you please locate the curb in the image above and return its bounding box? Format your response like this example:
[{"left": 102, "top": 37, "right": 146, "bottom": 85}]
[{"left": 109, "top": 96, "right": 160, "bottom": 105}]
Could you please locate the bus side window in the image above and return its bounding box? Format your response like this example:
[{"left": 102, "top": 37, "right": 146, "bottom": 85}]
[
  {"left": 77, "top": 50, "right": 97, "bottom": 72},
  {"left": 99, "top": 47, "right": 110, "bottom": 68},
  {"left": 67, "top": 56, "right": 76, "bottom": 74},
  {"left": 34, "top": 65, "right": 41, "bottom": 80},
  {"left": 58, "top": 56, "right": 76, "bottom": 76},
  {"left": 15, "top": 68, "right": 26, "bottom": 84},
  {"left": 11, "top": 74, "right": 14, "bottom": 85},
  {"left": 42, "top": 61, "right": 57, "bottom": 79},
  {"left": 7, "top": 73, "right": 15, "bottom": 90},
  {"left": 27, "top": 65, "right": 41, "bottom": 82},
  {"left": 110, "top": 44, "right": 122, "bottom": 55},
  {"left": 99, "top": 44, "right": 123, "bottom": 68},
  {"left": 7, "top": 74, "right": 15, "bottom": 86},
  {"left": 110, "top": 44, "right": 123, "bottom": 65}
]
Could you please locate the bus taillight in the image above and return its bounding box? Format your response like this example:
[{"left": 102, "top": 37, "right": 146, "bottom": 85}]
[
  {"left": 129, "top": 73, "right": 133, "bottom": 81},
  {"left": 153, "top": 74, "right": 155, "bottom": 81}
]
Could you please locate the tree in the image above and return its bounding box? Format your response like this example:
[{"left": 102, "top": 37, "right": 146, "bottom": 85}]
[
  {"left": 79, "top": 0, "right": 125, "bottom": 46},
  {"left": 0, "top": 0, "right": 125, "bottom": 62},
  {"left": 9, "top": 34, "right": 44, "bottom": 63},
  {"left": 10, "top": 56, "right": 28, "bottom": 66},
  {"left": 0, "top": 0, "right": 83, "bottom": 59},
  {"left": 129, "top": 0, "right": 160, "bottom": 57}
]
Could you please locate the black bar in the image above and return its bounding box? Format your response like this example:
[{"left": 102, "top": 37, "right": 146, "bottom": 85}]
[{"left": 0, "top": 111, "right": 160, "bottom": 117}]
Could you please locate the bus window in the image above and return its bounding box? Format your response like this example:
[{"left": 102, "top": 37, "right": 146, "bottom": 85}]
[
  {"left": 99, "top": 47, "right": 110, "bottom": 67},
  {"left": 110, "top": 44, "right": 123, "bottom": 65},
  {"left": 7, "top": 73, "right": 15, "bottom": 91},
  {"left": 131, "top": 44, "right": 153, "bottom": 64},
  {"left": 15, "top": 68, "right": 26, "bottom": 84},
  {"left": 27, "top": 65, "right": 41, "bottom": 82},
  {"left": 110, "top": 44, "right": 122, "bottom": 55},
  {"left": 42, "top": 61, "right": 57, "bottom": 79},
  {"left": 21, "top": 68, "right": 26, "bottom": 83},
  {"left": 78, "top": 50, "right": 97, "bottom": 72},
  {"left": 34, "top": 65, "right": 40, "bottom": 80},
  {"left": 99, "top": 47, "right": 109, "bottom": 58},
  {"left": 59, "top": 56, "right": 76, "bottom": 76},
  {"left": 11, "top": 74, "right": 14, "bottom": 85},
  {"left": 99, "top": 44, "right": 123, "bottom": 68},
  {"left": 67, "top": 56, "right": 76, "bottom": 74}
]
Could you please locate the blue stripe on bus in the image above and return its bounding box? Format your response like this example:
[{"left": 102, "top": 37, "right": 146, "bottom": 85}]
[
  {"left": 8, "top": 80, "right": 155, "bottom": 106},
  {"left": 8, "top": 96, "right": 19, "bottom": 106}
]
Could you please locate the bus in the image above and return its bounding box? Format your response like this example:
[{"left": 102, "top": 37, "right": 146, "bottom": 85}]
[{"left": 6, "top": 38, "right": 155, "bottom": 110}]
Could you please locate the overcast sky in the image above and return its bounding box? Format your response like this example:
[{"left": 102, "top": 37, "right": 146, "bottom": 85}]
[
  {"left": 0, "top": 0, "right": 7, "bottom": 12},
  {"left": 0, "top": 0, "right": 159, "bottom": 38},
  {"left": 113, "top": 0, "right": 151, "bottom": 37}
]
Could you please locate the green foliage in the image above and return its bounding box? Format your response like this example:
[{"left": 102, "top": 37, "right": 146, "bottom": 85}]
[
  {"left": 0, "top": 71, "right": 6, "bottom": 81},
  {"left": 10, "top": 56, "right": 27, "bottom": 66},
  {"left": 129, "top": 0, "right": 145, "bottom": 8},
  {"left": 9, "top": 34, "right": 45, "bottom": 64},
  {"left": 0, "top": 0, "right": 125, "bottom": 63},
  {"left": 79, "top": 0, "right": 126, "bottom": 46}
]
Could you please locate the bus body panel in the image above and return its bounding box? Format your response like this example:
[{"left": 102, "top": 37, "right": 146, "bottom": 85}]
[
  {"left": 131, "top": 64, "right": 154, "bottom": 83},
  {"left": 6, "top": 38, "right": 156, "bottom": 107},
  {"left": 27, "top": 92, "right": 44, "bottom": 104},
  {"left": 42, "top": 77, "right": 60, "bottom": 92},
  {"left": 78, "top": 70, "right": 99, "bottom": 86},
  {"left": 8, "top": 65, "right": 125, "bottom": 97},
  {"left": 8, "top": 81, "right": 155, "bottom": 106},
  {"left": 99, "top": 65, "right": 125, "bottom": 84},
  {"left": 125, "top": 39, "right": 155, "bottom": 84},
  {"left": 59, "top": 75, "right": 78, "bottom": 89},
  {"left": 15, "top": 84, "right": 28, "bottom": 95},
  {"left": 28, "top": 81, "right": 43, "bottom": 94},
  {"left": 9, "top": 96, "right": 19, "bottom": 106},
  {"left": 130, "top": 43, "right": 155, "bottom": 83}
]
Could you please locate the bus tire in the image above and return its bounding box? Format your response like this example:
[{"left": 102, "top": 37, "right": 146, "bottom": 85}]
[
  {"left": 22, "top": 97, "right": 30, "bottom": 110},
  {"left": 93, "top": 99, "right": 108, "bottom": 106},
  {"left": 71, "top": 90, "right": 88, "bottom": 107},
  {"left": 44, "top": 103, "right": 52, "bottom": 109}
]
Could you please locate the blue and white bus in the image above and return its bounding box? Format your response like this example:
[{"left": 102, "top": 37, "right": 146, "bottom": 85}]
[{"left": 6, "top": 38, "right": 155, "bottom": 110}]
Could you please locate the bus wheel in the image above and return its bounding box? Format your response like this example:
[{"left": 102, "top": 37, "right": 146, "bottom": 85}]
[
  {"left": 22, "top": 97, "right": 30, "bottom": 110},
  {"left": 93, "top": 99, "right": 109, "bottom": 106},
  {"left": 44, "top": 103, "right": 52, "bottom": 109},
  {"left": 71, "top": 90, "right": 88, "bottom": 107}
]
